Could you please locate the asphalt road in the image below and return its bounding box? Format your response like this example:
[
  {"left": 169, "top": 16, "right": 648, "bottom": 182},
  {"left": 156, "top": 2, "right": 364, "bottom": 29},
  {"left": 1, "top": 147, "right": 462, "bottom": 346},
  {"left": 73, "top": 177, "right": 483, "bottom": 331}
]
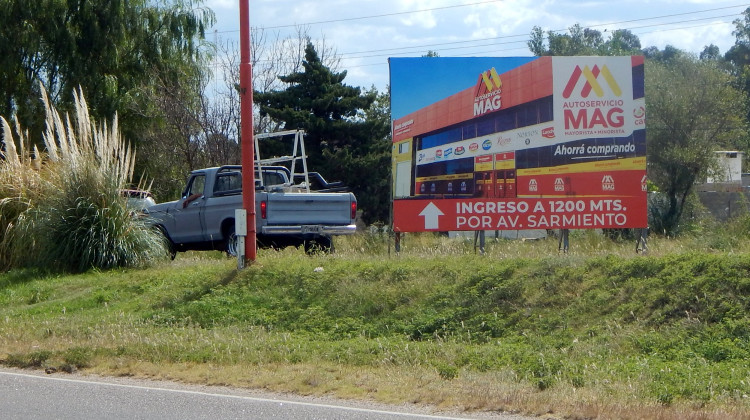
[{"left": 0, "top": 368, "right": 532, "bottom": 420}]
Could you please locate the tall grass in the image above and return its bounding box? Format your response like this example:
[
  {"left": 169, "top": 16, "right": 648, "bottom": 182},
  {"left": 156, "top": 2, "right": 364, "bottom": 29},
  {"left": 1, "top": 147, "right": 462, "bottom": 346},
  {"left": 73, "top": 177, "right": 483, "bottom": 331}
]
[
  {"left": 0, "top": 85, "right": 167, "bottom": 272},
  {"left": 0, "top": 116, "right": 44, "bottom": 269}
]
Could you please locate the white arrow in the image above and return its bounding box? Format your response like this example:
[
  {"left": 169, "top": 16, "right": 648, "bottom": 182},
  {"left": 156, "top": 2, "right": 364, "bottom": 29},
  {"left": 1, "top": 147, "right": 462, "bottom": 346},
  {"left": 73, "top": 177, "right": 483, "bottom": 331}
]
[{"left": 419, "top": 202, "right": 444, "bottom": 230}]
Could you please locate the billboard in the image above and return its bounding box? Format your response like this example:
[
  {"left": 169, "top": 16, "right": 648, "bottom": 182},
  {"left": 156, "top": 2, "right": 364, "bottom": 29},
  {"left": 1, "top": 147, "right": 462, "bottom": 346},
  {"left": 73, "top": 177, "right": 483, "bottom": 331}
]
[{"left": 390, "top": 56, "right": 646, "bottom": 232}]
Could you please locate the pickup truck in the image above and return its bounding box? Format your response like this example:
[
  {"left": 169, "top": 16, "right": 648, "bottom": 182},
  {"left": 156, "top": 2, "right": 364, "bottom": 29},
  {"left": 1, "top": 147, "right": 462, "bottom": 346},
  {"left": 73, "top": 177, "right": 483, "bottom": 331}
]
[{"left": 145, "top": 165, "right": 357, "bottom": 255}]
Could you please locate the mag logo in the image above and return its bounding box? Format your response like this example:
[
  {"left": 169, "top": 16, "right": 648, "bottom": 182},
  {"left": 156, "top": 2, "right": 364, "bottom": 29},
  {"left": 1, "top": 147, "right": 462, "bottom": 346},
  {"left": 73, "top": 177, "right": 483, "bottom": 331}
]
[
  {"left": 473, "top": 67, "right": 503, "bottom": 116},
  {"left": 602, "top": 175, "right": 615, "bottom": 191},
  {"left": 561, "top": 63, "right": 626, "bottom": 132},
  {"left": 563, "top": 64, "right": 622, "bottom": 99},
  {"left": 554, "top": 178, "right": 565, "bottom": 192}
]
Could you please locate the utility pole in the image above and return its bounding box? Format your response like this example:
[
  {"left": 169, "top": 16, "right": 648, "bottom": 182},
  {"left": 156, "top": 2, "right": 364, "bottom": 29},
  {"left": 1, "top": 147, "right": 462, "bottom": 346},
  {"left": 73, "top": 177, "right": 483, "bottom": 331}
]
[{"left": 239, "top": 0, "right": 257, "bottom": 262}]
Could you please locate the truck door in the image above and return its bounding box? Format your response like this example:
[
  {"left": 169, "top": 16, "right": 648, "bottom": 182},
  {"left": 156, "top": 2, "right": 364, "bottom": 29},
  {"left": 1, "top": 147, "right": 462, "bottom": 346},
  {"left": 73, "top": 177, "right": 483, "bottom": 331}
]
[{"left": 171, "top": 173, "right": 207, "bottom": 244}]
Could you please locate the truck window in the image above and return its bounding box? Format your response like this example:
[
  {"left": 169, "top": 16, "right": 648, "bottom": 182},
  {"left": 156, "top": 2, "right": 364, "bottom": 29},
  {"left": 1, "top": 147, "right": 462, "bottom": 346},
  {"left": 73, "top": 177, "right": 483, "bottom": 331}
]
[
  {"left": 187, "top": 174, "right": 206, "bottom": 197},
  {"left": 215, "top": 172, "right": 242, "bottom": 193},
  {"left": 263, "top": 172, "right": 285, "bottom": 186}
]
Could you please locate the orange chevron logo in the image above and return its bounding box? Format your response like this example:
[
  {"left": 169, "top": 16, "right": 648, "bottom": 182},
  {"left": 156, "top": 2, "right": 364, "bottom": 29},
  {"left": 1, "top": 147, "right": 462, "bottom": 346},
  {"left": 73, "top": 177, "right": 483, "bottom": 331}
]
[
  {"left": 475, "top": 67, "right": 502, "bottom": 97},
  {"left": 562, "top": 64, "right": 622, "bottom": 99}
]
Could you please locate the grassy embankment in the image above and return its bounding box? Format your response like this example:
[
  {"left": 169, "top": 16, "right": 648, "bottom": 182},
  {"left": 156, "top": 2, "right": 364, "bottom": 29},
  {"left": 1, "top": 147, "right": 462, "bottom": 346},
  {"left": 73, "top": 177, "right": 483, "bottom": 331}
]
[{"left": 1, "top": 231, "right": 750, "bottom": 419}]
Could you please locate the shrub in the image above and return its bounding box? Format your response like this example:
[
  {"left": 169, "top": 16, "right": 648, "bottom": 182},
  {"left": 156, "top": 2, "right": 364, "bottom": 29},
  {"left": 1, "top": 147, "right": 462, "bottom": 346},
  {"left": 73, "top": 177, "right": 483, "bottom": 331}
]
[
  {"left": 0, "top": 85, "right": 167, "bottom": 272},
  {"left": 0, "top": 117, "right": 45, "bottom": 270}
]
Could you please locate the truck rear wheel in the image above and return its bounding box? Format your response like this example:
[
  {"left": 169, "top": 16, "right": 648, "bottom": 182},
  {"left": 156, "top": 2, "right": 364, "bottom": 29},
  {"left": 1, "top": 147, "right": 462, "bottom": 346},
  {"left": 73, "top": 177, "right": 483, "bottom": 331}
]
[{"left": 224, "top": 225, "right": 238, "bottom": 257}]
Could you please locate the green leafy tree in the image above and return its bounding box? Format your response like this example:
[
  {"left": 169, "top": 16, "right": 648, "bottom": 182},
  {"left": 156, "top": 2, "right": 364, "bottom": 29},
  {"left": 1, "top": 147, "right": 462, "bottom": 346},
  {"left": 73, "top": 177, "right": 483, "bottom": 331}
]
[
  {"left": 700, "top": 44, "right": 722, "bottom": 61},
  {"left": 605, "top": 29, "right": 642, "bottom": 55},
  {"left": 646, "top": 54, "right": 749, "bottom": 235},
  {"left": 529, "top": 24, "right": 602, "bottom": 55},
  {"left": 255, "top": 41, "right": 391, "bottom": 223},
  {"left": 643, "top": 45, "right": 686, "bottom": 62},
  {"left": 0, "top": 0, "right": 214, "bottom": 148},
  {"left": 725, "top": 7, "right": 750, "bottom": 123},
  {"left": 726, "top": 7, "right": 750, "bottom": 69},
  {"left": 528, "top": 25, "right": 641, "bottom": 56}
]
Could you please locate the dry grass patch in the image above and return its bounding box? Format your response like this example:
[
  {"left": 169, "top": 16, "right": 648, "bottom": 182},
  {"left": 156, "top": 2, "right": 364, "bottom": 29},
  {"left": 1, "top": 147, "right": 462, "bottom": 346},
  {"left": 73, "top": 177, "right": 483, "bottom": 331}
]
[{"left": 80, "top": 359, "right": 750, "bottom": 420}]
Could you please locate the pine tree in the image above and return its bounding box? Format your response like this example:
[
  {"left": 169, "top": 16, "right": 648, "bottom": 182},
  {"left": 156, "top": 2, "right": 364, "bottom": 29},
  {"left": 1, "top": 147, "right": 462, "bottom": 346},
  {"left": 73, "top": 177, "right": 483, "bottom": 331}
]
[{"left": 254, "top": 41, "right": 376, "bottom": 170}]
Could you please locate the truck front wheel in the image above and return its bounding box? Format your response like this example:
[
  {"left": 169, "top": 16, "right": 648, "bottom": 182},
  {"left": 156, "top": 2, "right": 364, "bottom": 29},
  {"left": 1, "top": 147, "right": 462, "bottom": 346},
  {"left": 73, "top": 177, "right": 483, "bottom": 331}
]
[{"left": 155, "top": 225, "right": 176, "bottom": 260}]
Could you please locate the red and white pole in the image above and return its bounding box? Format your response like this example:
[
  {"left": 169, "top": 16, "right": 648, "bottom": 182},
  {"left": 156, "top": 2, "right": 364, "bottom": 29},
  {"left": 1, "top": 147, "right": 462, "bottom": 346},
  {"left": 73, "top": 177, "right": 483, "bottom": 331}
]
[{"left": 239, "top": 0, "right": 257, "bottom": 262}]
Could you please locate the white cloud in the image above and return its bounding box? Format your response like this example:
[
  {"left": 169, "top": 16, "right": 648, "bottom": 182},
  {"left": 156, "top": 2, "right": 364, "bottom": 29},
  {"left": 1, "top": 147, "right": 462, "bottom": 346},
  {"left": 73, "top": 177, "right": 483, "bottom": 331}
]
[
  {"left": 639, "top": 21, "right": 735, "bottom": 54},
  {"left": 399, "top": 10, "right": 438, "bottom": 29}
]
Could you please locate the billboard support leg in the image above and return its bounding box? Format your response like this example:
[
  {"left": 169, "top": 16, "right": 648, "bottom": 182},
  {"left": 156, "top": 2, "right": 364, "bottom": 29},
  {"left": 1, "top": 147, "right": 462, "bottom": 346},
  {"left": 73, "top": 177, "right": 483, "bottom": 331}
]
[
  {"left": 558, "top": 229, "right": 569, "bottom": 253},
  {"left": 473, "top": 231, "right": 486, "bottom": 255},
  {"left": 636, "top": 228, "right": 649, "bottom": 254}
]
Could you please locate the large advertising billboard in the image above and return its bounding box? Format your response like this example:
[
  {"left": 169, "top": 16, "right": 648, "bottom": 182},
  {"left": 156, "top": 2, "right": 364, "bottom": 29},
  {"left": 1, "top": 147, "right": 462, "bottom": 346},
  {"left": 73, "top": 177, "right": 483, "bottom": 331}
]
[{"left": 390, "top": 56, "right": 646, "bottom": 232}]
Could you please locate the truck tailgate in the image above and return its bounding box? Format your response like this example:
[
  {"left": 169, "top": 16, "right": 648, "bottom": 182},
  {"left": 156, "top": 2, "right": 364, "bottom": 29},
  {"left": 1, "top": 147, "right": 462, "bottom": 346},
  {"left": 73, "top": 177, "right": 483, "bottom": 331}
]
[{"left": 264, "top": 192, "right": 355, "bottom": 225}]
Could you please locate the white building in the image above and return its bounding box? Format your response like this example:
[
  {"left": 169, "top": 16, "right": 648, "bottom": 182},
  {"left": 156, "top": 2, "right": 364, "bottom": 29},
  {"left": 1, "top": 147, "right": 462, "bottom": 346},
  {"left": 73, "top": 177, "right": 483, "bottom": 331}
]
[{"left": 706, "top": 151, "right": 744, "bottom": 184}]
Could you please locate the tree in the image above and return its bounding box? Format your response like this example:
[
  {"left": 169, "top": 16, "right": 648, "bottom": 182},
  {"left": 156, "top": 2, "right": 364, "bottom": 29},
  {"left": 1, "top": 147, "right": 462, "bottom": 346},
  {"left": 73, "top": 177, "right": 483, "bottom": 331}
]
[
  {"left": 725, "top": 7, "right": 750, "bottom": 123},
  {"left": 605, "top": 29, "right": 642, "bottom": 55},
  {"left": 0, "top": 0, "right": 214, "bottom": 149},
  {"left": 210, "top": 27, "right": 345, "bottom": 147},
  {"left": 700, "top": 44, "right": 722, "bottom": 61},
  {"left": 254, "top": 41, "right": 389, "bottom": 223},
  {"left": 137, "top": 68, "right": 224, "bottom": 200},
  {"left": 529, "top": 24, "right": 599, "bottom": 56},
  {"left": 643, "top": 45, "right": 686, "bottom": 62},
  {"left": 646, "top": 55, "right": 749, "bottom": 235},
  {"left": 323, "top": 88, "right": 391, "bottom": 224},
  {"left": 727, "top": 6, "right": 750, "bottom": 68},
  {"left": 528, "top": 25, "right": 641, "bottom": 56}
]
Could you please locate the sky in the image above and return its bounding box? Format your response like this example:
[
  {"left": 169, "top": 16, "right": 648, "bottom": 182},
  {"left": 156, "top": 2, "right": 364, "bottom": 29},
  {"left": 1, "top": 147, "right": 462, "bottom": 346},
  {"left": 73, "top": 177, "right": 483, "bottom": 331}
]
[{"left": 204, "top": 0, "right": 748, "bottom": 96}]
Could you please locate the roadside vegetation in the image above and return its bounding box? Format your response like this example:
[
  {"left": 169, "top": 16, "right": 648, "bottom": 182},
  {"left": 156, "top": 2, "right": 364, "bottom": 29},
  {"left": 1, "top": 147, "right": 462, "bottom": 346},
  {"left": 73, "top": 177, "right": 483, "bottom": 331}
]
[
  {"left": 0, "top": 87, "right": 168, "bottom": 272},
  {"left": 2, "top": 226, "right": 750, "bottom": 419},
  {"left": 4, "top": 3, "right": 750, "bottom": 420}
]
